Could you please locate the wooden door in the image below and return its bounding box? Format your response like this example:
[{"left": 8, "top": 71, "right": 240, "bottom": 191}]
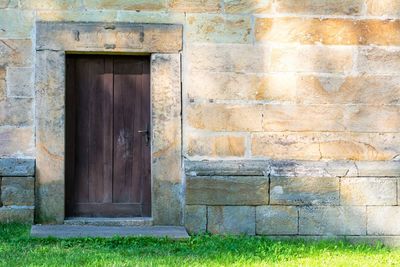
[{"left": 65, "top": 55, "right": 151, "bottom": 217}]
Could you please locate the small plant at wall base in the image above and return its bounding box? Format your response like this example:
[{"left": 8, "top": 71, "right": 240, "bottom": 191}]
[{"left": 1, "top": 224, "right": 400, "bottom": 267}]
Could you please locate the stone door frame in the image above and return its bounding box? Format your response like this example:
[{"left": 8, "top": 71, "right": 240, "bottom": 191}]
[{"left": 35, "top": 22, "right": 183, "bottom": 225}]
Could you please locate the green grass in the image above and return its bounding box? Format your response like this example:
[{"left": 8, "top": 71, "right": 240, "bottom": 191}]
[{"left": 1, "top": 224, "right": 400, "bottom": 266}]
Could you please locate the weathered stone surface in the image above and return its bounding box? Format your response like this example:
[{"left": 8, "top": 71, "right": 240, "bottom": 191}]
[
  {"left": 0, "top": 10, "right": 33, "bottom": 38},
  {"left": 187, "top": 44, "right": 269, "bottom": 73},
  {"left": 83, "top": 0, "right": 166, "bottom": 10},
  {"left": 0, "top": 127, "right": 34, "bottom": 157},
  {"left": 208, "top": 206, "right": 255, "bottom": 235},
  {"left": 256, "top": 206, "right": 298, "bottom": 235},
  {"left": 36, "top": 22, "right": 182, "bottom": 53},
  {"left": 299, "top": 206, "right": 366, "bottom": 235},
  {"left": 367, "top": 207, "right": 400, "bottom": 235},
  {"left": 357, "top": 47, "right": 400, "bottom": 74},
  {"left": 186, "top": 134, "right": 246, "bottom": 157},
  {"left": 275, "top": 0, "right": 364, "bottom": 15},
  {"left": 185, "top": 160, "right": 266, "bottom": 176},
  {"left": 347, "top": 161, "right": 400, "bottom": 177},
  {"left": 151, "top": 54, "right": 182, "bottom": 225},
  {"left": 1, "top": 177, "right": 34, "bottom": 206},
  {"left": 187, "top": 104, "right": 263, "bottom": 132},
  {"left": 35, "top": 181, "right": 64, "bottom": 223},
  {"left": 186, "top": 14, "right": 251, "bottom": 43},
  {"left": 185, "top": 205, "right": 207, "bottom": 234},
  {"left": 186, "top": 176, "right": 269, "bottom": 205},
  {"left": 0, "top": 207, "right": 33, "bottom": 223},
  {"left": 37, "top": 10, "right": 117, "bottom": 22},
  {"left": 0, "top": 0, "right": 18, "bottom": 8},
  {"left": 270, "top": 177, "right": 339, "bottom": 205},
  {"left": 340, "top": 178, "right": 397, "bottom": 205},
  {"left": 20, "top": 0, "right": 81, "bottom": 9},
  {"left": 0, "top": 39, "right": 33, "bottom": 67},
  {"left": 169, "top": 0, "right": 221, "bottom": 12},
  {"left": 270, "top": 46, "right": 353, "bottom": 73},
  {"left": 252, "top": 132, "right": 400, "bottom": 161},
  {"left": 6, "top": 67, "right": 34, "bottom": 97},
  {"left": 366, "top": 0, "right": 400, "bottom": 16},
  {"left": 256, "top": 18, "right": 400, "bottom": 46},
  {"left": 0, "top": 98, "right": 33, "bottom": 126},
  {"left": 224, "top": 0, "right": 272, "bottom": 14},
  {"left": 0, "top": 68, "right": 5, "bottom": 101},
  {"left": 0, "top": 158, "right": 35, "bottom": 176},
  {"left": 117, "top": 11, "right": 185, "bottom": 24}
]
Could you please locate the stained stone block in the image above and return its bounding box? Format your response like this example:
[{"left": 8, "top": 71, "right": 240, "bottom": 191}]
[
  {"left": 185, "top": 205, "right": 207, "bottom": 234},
  {"left": 299, "top": 206, "right": 366, "bottom": 235},
  {"left": 0, "top": 207, "right": 34, "bottom": 223},
  {"left": 0, "top": 98, "right": 33, "bottom": 126},
  {"left": 0, "top": 39, "right": 33, "bottom": 68},
  {"left": 6, "top": 67, "right": 34, "bottom": 97},
  {"left": 224, "top": 0, "right": 272, "bottom": 14},
  {"left": 208, "top": 206, "right": 255, "bottom": 235},
  {"left": 1, "top": 177, "right": 34, "bottom": 206},
  {"left": 270, "top": 177, "right": 339, "bottom": 205},
  {"left": 0, "top": 10, "right": 33, "bottom": 38},
  {"left": 367, "top": 206, "right": 400, "bottom": 235},
  {"left": 186, "top": 176, "right": 269, "bottom": 205},
  {"left": 256, "top": 206, "right": 298, "bottom": 235},
  {"left": 0, "top": 158, "right": 35, "bottom": 176}
]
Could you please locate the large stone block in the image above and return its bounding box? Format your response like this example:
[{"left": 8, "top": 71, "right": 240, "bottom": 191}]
[
  {"left": 186, "top": 176, "right": 269, "bottom": 205},
  {"left": 187, "top": 104, "right": 263, "bottom": 132},
  {"left": 270, "top": 177, "right": 339, "bottom": 205},
  {"left": 0, "top": 0, "right": 18, "bottom": 8},
  {"left": 299, "top": 206, "right": 366, "bottom": 235},
  {"left": 0, "top": 207, "right": 33, "bottom": 223},
  {"left": 37, "top": 10, "right": 117, "bottom": 22},
  {"left": 0, "top": 98, "right": 33, "bottom": 127},
  {"left": 357, "top": 47, "right": 400, "bottom": 74},
  {"left": 116, "top": 11, "right": 185, "bottom": 24},
  {"left": 0, "top": 158, "right": 35, "bottom": 176},
  {"left": 186, "top": 14, "right": 251, "bottom": 43},
  {"left": 340, "top": 178, "right": 397, "bottom": 206},
  {"left": 275, "top": 0, "right": 364, "bottom": 15},
  {"left": 256, "top": 18, "right": 400, "bottom": 46},
  {"left": 366, "top": 0, "right": 400, "bottom": 16},
  {"left": 20, "top": 0, "right": 81, "bottom": 9},
  {"left": 270, "top": 46, "right": 353, "bottom": 73},
  {"left": 224, "top": 0, "right": 272, "bottom": 14},
  {"left": 6, "top": 67, "right": 34, "bottom": 98},
  {"left": 83, "top": 0, "right": 166, "bottom": 10},
  {"left": 208, "top": 206, "right": 255, "bottom": 235},
  {"left": 186, "top": 134, "right": 246, "bottom": 157},
  {"left": 185, "top": 205, "right": 207, "bottom": 234},
  {"left": 252, "top": 132, "right": 400, "bottom": 161},
  {"left": 367, "top": 207, "right": 400, "bottom": 235},
  {"left": 1, "top": 177, "right": 34, "bottom": 206},
  {"left": 0, "top": 127, "right": 34, "bottom": 157},
  {"left": 186, "top": 44, "right": 269, "bottom": 73},
  {"left": 256, "top": 206, "right": 298, "bottom": 235},
  {"left": 348, "top": 161, "right": 400, "bottom": 177},
  {"left": 0, "top": 39, "right": 33, "bottom": 67},
  {"left": 169, "top": 0, "right": 221, "bottom": 12},
  {"left": 0, "top": 10, "right": 33, "bottom": 39}
]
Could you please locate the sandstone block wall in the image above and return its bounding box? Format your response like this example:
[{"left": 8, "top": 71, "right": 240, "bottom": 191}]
[{"left": 0, "top": 158, "right": 35, "bottom": 223}]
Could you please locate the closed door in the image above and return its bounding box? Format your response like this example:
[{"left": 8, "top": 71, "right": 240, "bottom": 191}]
[{"left": 65, "top": 55, "right": 151, "bottom": 217}]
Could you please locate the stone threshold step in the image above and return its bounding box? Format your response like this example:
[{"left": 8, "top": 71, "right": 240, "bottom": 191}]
[
  {"left": 31, "top": 225, "right": 189, "bottom": 240},
  {"left": 64, "top": 217, "right": 153, "bottom": 227}
]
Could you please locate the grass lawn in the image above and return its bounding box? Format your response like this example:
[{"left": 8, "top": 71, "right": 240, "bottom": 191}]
[{"left": 1, "top": 224, "right": 400, "bottom": 266}]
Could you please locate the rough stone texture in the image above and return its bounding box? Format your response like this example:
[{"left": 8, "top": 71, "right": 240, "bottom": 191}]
[
  {"left": 366, "top": 0, "right": 400, "bottom": 17},
  {"left": 187, "top": 134, "right": 245, "bottom": 157},
  {"left": 0, "top": 39, "right": 33, "bottom": 67},
  {"left": 36, "top": 22, "right": 182, "bottom": 53},
  {"left": 0, "top": 98, "right": 33, "bottom": 126},
  {"left": 184, "top": 205, "right": 207, "bottom": 234},
  {"left": 0, "top": 127, "right": 34, "bottom": 157},
  {"left": 151, "top": 53, "right": 182, "bottom": 225},
  {"left": 357, "top": 47, "right": 400, "bottom": 74},
  {"left": 186, "top": 14, "right": 251, "bottom": 43},
  {"left": 252, "top": 132, "right": 400, "bottom": 161},
  {"left": 0, "top": 0, "right": 18, "bottom": 8},
  {"left": 347, "top": 161, "right": 400, "bottom": 177},
  {"left": 275, "top": 0, "right": 364, "bottom": 15},
  {"left": 0, "top": 207, "right": 34, "bottom": 224},
  {"left": 20, "top": 0, "right": 81, "bottom": 9},
  {"left": 340, "top": 178, "right": 397, "bottom": 206},
  {"left": 224, "top": 0, "right": 272, "bottom": 14},
  {"left": 0, "top": 68, "right": 5, "bottom": 101},
  {"left": 83, "top": 0, "right": 166, "bottom": 11},
  {"left": 208, "top": 206, "right": 255, "bottom": 235},
  {"left": 0, "top": 10, "right": 33, "bottom": 38},
  {"left": 169, "top": 0, "right": 221, "bottom": 12},
  {"left": 6, "top": 67, "right": 34, "bottom": 98},
  {"left": 270, "top": 177, "right": 339, "bottom": 205},
  {"left": 186, "top": 176, "right": 269, "bottom": 205},
  {"left": 0, "top": 158, "right": 35, "bottom": 177},
  {"left": 256, "top": 206, "right": 298, "bottom": 235},
  {"left": 270, "top": 46, "right": 354, "bottom": 73},
  {"left": 367, "top": 207, "right": 400, "bottom": 236},
  {"left": 1, "top": 177, "right": 34, "bottom": 206},
  {"left": 299, "top": 206, "right": 366, "bottom": 235}
]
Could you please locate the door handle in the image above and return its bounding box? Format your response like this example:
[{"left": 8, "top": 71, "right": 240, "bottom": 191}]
[{"left": 138, "top": 124, "right": 150, "bottom": 145}]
